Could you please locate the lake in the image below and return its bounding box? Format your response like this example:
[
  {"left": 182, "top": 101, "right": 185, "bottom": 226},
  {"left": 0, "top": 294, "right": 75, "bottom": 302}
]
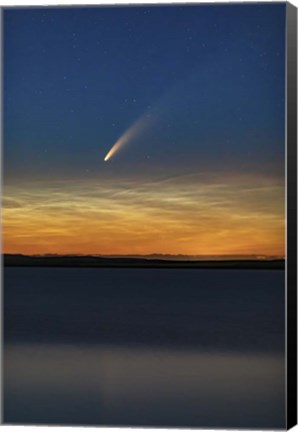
[{"left": 4, "top": 267, "right": 285, "bottom": 428}]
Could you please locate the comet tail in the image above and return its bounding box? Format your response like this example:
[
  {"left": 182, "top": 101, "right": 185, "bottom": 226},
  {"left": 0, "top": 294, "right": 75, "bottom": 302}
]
[{"left": 104, "top": 113, "right": 153, "bottom": 161}]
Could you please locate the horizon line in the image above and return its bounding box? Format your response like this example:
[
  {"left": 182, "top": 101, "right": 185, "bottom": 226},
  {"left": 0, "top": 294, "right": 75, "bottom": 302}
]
[{"left": 3, "top": 253, "right": 285, "bottom": 260}]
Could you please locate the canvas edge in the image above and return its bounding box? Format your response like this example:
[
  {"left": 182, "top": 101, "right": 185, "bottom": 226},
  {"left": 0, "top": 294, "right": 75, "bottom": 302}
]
[
  {"left": 0, "top": 4, "right": 3, "bottom": 426},
  {"left": 286, "top": 1, "right": 297, "bottom": 430}
]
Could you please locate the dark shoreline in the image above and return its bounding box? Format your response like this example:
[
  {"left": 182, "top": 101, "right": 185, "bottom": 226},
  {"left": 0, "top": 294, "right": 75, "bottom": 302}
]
[{"left": 3, "top": 254, "right": 285, "bottom": 270}]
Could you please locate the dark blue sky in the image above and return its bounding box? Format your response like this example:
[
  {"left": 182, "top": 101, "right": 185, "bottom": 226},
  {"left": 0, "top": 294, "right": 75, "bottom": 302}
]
[{"left": 4, "top": 3, "right": 285, "bottom": 182}]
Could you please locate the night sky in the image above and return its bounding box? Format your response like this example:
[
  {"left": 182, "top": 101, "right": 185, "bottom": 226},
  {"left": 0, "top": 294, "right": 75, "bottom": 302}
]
[{"left": 3, "top": 4, "right": 286, "bottom": 257}]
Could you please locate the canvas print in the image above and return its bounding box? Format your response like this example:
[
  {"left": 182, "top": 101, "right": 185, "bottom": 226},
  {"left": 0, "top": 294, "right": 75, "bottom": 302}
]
[{"left": 2, "top": 2, "right": 293, "bottom": 429}]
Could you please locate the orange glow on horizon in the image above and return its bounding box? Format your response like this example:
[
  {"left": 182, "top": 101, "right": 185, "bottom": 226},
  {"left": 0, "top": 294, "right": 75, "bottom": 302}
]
[{"left": 3, "top": 173, "right": 285, "bottom": 257}]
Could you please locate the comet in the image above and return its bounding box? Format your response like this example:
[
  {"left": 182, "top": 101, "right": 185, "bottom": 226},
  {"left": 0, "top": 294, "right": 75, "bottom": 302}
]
[
  {"left": 104, "top": 112, "right": 154, "bottom": 161},
  {"left": 103, "top": 65, "right": 206, "bottom": 162}
]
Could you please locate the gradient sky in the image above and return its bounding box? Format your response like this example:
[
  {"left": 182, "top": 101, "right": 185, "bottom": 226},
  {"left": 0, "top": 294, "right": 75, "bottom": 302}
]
[{"left": 3, "top": 4, "right": 286, "bottom": 257}]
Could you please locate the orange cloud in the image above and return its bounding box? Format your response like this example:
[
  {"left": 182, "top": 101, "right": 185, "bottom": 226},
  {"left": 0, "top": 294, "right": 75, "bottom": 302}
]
[{"left": 2, "top": 172, "right": 285, "bottom": 257}]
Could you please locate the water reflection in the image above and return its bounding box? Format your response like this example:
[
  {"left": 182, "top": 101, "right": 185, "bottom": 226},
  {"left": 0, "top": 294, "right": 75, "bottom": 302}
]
[
  {"left": 4, "top": 267, "right": 285, "bottom": 428},
  {"left": 4, "top": 343, "right": 285, "bottom": 428}
]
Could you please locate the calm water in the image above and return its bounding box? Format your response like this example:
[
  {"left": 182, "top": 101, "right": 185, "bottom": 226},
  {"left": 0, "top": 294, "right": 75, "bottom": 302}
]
[{"left": 4, "top": 267, "right": 285, "bottom": 428}]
